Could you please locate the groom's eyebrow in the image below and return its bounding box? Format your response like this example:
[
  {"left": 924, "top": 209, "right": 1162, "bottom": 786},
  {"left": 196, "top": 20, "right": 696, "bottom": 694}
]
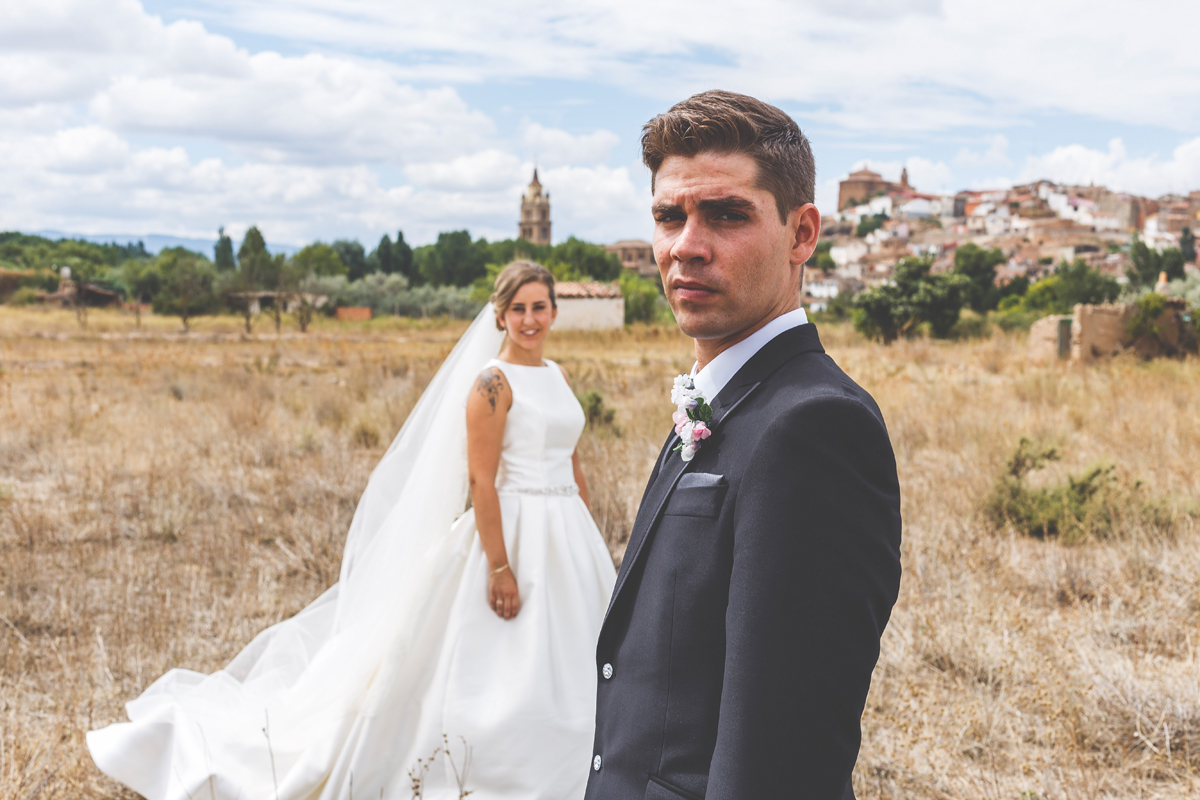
[
  {"left": 652, "top": 196, "right": 755, "bottom": 215},
  {"left": 697, "top": 196, "right": 755, "bottom": 213}
]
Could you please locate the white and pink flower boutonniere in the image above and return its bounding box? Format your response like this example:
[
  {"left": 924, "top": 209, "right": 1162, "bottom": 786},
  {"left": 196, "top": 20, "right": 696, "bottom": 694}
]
[{"left": 670, "top": 374, "right": 713, "bottom": 463}]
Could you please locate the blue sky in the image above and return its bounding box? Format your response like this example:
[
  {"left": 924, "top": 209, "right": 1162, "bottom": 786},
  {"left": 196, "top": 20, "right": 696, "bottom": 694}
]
[{"left": 2, "top": 0, "right": 1198, "bottom": 250}]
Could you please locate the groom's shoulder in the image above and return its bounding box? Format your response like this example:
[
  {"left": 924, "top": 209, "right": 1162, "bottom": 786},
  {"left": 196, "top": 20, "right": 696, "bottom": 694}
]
[{"left": 756, "top": 324, "right": 884, "bottom": 424}]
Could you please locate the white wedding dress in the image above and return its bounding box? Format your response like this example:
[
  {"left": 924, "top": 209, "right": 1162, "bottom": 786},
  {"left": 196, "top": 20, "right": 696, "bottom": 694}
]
[{"left": 88, "top": 307, "right": 617, "bottom": 800}]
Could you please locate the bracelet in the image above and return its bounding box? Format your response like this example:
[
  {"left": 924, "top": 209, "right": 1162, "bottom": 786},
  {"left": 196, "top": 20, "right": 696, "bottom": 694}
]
[{"left": 490, "top": 563, "right": 511, "bottom": 577}]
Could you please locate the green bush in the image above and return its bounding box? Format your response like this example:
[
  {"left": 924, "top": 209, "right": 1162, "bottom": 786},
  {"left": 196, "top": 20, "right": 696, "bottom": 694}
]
[
  {"left": 1127, "top": 292, "right": 1169, "bottom": 340},
  {"left": 852, "top": 257, "right": 970, "bottom": 342},
  {"left": 855, "top": 214, "right": 887, "bottom": 238},
  {"left": 619, "top": 271, "right": 663, "bottom": 324},
  {"left": 982, "top": 438, "right": 1191, "bottom": 544},
  {"left": 7, "top": 286, "right": 42, "bottom": 305},
  {"left": 949, "top": 309, "right": 991, "bottom": 339},
  {"left": 578, "top": 390, "right": 619, "bottom": 434}
]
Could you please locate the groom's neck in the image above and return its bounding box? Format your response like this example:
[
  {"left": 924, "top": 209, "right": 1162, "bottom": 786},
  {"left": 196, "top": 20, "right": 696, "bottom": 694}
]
[{"left": 693, "top": 296, "right": 800, "bottom": 372}]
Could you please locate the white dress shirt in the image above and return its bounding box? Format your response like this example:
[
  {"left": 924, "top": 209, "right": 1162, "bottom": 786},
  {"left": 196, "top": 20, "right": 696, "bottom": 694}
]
[{"left": 691, "top": 307, "right": 809, "bottom": 402}]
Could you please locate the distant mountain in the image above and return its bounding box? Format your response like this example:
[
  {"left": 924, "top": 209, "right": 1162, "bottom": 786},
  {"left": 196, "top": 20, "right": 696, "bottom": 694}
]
[{"left": 30, "top": 230, "right": 301, "bottom": 257}]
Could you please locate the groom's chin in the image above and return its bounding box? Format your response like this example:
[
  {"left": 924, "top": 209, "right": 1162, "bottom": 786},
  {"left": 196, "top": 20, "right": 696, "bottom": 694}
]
[{"left": 673, "top": 308, "right": 733, "bottom": 340}]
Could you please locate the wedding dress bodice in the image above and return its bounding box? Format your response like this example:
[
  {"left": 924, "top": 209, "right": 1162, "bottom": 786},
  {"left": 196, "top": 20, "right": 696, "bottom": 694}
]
[{"left": 487, "top": 358, "right": 584, "bottom": 494}]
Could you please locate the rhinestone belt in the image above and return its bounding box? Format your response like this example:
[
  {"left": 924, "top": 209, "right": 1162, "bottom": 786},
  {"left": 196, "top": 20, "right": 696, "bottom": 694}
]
[{"left": 498, "top": 484, "right": 579, "bottom": 497}]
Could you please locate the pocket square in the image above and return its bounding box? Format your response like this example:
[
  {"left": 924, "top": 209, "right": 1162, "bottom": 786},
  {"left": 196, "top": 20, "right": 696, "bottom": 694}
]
[
  {"left": 664, "top": 473, "right": 728, "bottom": 519},
  {"left": 678, "top": 472, "right": 726, "bottom": 489}
]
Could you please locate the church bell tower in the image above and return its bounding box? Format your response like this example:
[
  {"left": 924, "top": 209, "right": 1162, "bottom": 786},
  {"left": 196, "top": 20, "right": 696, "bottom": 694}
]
[{"left": 519, "top": 169, "right": 552, "bottom": 245}]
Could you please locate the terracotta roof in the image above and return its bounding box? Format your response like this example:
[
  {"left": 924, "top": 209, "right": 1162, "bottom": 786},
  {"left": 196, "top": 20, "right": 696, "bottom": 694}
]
[
  {"left": 847, "top": 169, "right": 883, "bottom": 181},
  {"left": 607, "top": 239, "right": 652, "bottom": 248},
  {"left": 555, "top": 281, "right": 623, "bottom": 299}
]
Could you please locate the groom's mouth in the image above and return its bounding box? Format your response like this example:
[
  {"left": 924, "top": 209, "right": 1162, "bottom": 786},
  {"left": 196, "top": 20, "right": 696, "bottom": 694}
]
[{"left": 672, "top": 280, "right": 717, "bottom": 302}]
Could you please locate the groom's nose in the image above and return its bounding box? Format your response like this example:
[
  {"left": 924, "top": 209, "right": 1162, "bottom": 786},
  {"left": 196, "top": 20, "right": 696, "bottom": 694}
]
[{"left": 669, "top": 217, "right": 713, "bottom": 267}]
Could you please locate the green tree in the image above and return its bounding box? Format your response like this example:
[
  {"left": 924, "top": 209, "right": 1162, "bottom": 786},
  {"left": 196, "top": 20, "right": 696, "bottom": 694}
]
[
  {"left": 852, "top": 257, "right": 971, "bottom": 343},
  {"left": 1129, "top": 236, "right": 1185, "bottom": 288},
  {"left": 120, "top": 259, "right": 162, "bottom": 328},
  {"left": 805, "top": 240, "right": 835, "bottom": 274},
  {"left": 237, "top": 226, "right": 271, "bottom": 287},
  {"left": 418, "top": 231, "right": 490, "bottom": 286},
  {"left": 292, "top": 243, "right": 346, "bottom": 277},
  {"left": 370, "top": 234, "right": 395, "bottom": 275},
  {"left": 153, "top": 247, "right": 217, "bottom": 331},
  {"left": 549, "top": 237, "right": 623, "bottom": 281},
  {"left": 952, "top": 243, "right": 1007, "bottom": 312},
  {"left": 214, "top": 227, "right": 236, "bottom": 272},
  {"left": 1014, "top": 259, "right": 1121, "bottom": 316},
  {"left": 1181, "top": 227, "right": 1196, "bottom": 264},
  {"left": 855, "top": 213, "right": 887, "bottom": 238},
  {"left": 395, "top": 231, "right": 415, "bottom": 283},
  {"left": 332, "top": 240, "right": 368, "bottom": 281}
]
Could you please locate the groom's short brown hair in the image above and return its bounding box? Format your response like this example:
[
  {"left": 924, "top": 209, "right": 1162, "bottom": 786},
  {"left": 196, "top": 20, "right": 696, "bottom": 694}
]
[{"left": 641, "top": 90, "right": 815, "bottom": 223}]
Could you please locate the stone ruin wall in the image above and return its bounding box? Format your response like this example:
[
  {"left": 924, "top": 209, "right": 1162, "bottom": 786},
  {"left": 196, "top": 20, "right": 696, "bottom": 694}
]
[{"left": 1071, "top": 303, "right": 1135, "bottom": 362}]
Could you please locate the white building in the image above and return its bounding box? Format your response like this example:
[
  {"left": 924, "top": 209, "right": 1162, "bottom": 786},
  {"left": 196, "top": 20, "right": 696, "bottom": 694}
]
[
  {"left": 830, "top": 240, "right": 868, "bottom": 268},
  {"left": 553, "top": 281, "right": 625, "bottom": 330}
]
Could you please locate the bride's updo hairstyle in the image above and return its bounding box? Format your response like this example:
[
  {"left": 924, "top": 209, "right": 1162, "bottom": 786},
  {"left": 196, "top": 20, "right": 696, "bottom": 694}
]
[{"left": 490, "top": 260, "right": 556, "bottom": 331}]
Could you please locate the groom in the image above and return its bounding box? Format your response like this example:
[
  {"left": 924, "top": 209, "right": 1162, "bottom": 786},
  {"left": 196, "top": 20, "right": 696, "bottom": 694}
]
[{"left": 586, "top": 91, "right": 902, "bottom": 799}]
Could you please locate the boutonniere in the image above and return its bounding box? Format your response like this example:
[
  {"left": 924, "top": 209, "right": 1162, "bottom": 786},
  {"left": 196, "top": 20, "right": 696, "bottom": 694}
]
[{"left": 670, "top": 374, "right": 713, "bottom": 463}]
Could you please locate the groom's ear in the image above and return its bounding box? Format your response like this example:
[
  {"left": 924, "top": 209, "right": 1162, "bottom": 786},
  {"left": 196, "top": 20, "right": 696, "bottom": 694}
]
[{"left": 789, "top": 203, "right": 821, "bottom": 268}]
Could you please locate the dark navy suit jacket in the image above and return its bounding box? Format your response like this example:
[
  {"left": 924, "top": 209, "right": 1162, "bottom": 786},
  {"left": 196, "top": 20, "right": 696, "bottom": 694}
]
[{"left": 585, "top": 323, "right": 902, "bottom": 800}]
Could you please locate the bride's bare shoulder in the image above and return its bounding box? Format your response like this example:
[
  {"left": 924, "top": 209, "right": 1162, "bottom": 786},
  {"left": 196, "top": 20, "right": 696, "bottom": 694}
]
[{"left": 468, "top": 365, "right": 512, "bottom": 416}]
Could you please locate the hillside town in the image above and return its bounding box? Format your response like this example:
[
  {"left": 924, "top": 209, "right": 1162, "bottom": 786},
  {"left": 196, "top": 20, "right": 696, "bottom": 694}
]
[{"left": 799, "top": 168, "right": 1200, "bottom": 310}]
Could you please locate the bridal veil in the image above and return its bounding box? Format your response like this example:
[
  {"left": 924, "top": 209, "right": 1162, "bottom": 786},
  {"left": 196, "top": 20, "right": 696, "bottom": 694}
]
[{"left": 88, "top": 306, "right": 507, "bottom": 800}]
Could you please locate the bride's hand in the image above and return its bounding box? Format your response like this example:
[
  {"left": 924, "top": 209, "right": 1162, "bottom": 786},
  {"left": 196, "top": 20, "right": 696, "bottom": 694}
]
[{"left": 489, "top": 567, "right": 521, "bottom": 620}]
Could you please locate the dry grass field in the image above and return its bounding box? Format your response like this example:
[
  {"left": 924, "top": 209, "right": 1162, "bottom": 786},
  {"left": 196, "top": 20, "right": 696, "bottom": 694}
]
[{"left": 2, "top": 305, "right": 1199, "bottom": 799}]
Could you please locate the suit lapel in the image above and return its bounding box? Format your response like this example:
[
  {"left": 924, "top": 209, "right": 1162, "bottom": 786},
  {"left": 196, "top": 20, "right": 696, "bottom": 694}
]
[
  {"left": 604, "top": 323, "right": 827, "bottom": 621},
  {"left": 605, "top": 377, "right": 765, "bottom": 618}
]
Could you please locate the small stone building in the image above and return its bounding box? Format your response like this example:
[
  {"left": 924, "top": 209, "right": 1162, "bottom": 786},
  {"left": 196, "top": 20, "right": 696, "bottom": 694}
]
[
  {"left": 607, "top": 240, "right": 656, "bottom": 277},
  {"left": 554, "top": 281, "right": 624, "bottom": 331},
  {"left": 1029, "top": 300, "right": 1191, "bottom": 363}
]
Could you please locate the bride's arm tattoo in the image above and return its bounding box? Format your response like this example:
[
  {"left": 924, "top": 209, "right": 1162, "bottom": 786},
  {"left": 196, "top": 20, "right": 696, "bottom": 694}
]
[{"left": 474, "top": 369, "right": 506, "bottom": 414}]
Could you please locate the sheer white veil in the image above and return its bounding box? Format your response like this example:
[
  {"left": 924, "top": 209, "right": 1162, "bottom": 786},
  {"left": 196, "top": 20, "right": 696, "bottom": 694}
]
[
  {"left": 88, "top": 304, "right": 513, "bottom": 798},
  {"left": 334, "top": 303, "right": 504, "bottom": 626}
]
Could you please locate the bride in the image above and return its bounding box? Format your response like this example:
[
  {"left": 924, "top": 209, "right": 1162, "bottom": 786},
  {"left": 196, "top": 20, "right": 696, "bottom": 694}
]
[{"left": 88, "top": 261, "right": 618, "bottom": 800}]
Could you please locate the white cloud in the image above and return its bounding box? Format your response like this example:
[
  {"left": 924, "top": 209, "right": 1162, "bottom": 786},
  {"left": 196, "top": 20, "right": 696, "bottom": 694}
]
[
  {"left": 0, "top": 0, "right": 644, "bottom": 245},
  {"left": 3, "top": 0, "right": 1198, "bottom": 248},
  {"left": 405, "top": 150, "right": 524, "bottom": 192},
  {"left": 186, "top": 0, "right": 1200, "bottom": 132},
  {"left": 1018, "top": 137, "right": 1200, "bottom": 197},
  {"left": 538, "top": 164, "right": 649, "bottom": 243},
  {"left": 954, "top": 134, "right": 1011, "bottom": 168},
  {"left": 520, "top": 123, "right": 619, "bottom": 168}
]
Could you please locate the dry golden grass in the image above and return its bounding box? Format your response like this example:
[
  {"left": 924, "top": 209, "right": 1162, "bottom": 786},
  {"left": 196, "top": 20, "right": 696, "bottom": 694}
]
[{"left": 2, "top": 305, "right": 1198, "bottom": 799}]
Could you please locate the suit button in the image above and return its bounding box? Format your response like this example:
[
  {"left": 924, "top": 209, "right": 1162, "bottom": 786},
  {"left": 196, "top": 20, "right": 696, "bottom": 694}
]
[
  {"left": 602, "top": 663, "right": 613, "bottom": 680},
  {"left": 593, "top": 754, "right": 602, "bottom": 771}
]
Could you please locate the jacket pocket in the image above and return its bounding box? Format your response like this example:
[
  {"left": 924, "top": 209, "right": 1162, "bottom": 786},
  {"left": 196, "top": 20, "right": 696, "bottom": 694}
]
[
  {"left": 645, "top": 775, "right": 704, "bottom": 800},
  {"left": 662, "top": 475, "right": 727, "bottom": 519}
]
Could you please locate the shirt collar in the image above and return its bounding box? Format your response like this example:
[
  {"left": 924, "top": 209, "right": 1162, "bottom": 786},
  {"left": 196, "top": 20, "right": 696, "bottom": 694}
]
[{"left": 691, "top": 307, "right": 809, "bottom": 402}]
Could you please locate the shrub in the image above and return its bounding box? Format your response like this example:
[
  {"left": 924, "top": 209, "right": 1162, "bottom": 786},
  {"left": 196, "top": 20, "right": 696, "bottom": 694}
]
[
  {"left": 578, "top": 390, "right": 618, "bottom": 433},
  {"left": 982, "top": 438, "right": 1192, "bottom": 543},
  {"left": 619, "top": 271, "right": 662, "bottom": 325},
  {"left": 949, "top": 309, "right": 991, "bottom": 340},
  {"left": 7, "top": 287, "right": 42, "bottom": 306}
]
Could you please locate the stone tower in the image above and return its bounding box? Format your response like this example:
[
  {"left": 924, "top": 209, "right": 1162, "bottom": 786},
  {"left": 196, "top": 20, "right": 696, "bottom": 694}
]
[{"left": 519, "top": 169, "right": 551, "bottom": 245}]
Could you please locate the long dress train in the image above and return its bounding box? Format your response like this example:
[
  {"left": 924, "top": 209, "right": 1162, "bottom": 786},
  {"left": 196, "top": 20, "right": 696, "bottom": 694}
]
[{"left": 87, "top": 308, "right": 617, "bottom": 800}]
